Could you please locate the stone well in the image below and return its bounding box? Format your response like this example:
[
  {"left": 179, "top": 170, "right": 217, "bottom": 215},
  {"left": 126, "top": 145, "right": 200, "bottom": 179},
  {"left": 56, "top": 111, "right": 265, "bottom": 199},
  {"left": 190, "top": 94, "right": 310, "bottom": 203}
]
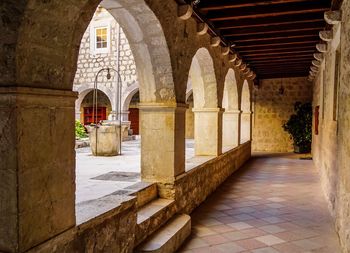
[{"left": 87, "top": 121, "right": 121, "bottom": 156}]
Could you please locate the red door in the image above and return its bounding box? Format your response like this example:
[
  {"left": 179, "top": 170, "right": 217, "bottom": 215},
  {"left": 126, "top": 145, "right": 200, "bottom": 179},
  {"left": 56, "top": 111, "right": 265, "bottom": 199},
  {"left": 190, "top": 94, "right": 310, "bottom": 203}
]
[
  {"left": 129, "top": 108, "right": 139, "bottom": 135},
  {"left": 83, "top": 107, "right": 107, "bottom": 125}
]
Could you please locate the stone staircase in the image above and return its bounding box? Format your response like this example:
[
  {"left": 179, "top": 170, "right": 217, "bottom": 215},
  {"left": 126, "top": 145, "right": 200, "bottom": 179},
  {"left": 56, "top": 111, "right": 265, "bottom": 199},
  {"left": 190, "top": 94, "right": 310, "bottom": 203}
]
[{"left": 130, "top": 183, "right": 191, "bottom": 253}]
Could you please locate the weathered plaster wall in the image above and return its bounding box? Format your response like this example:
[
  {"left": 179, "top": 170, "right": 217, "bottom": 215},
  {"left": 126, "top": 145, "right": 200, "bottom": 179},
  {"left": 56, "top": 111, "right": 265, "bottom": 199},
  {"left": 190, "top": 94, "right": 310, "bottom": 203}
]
[
  {"left": 312, "top": 1, "right": 350, "bottom": 251},
  {"left": 252, "top": 77, "right": 313, "bottom": 152}
]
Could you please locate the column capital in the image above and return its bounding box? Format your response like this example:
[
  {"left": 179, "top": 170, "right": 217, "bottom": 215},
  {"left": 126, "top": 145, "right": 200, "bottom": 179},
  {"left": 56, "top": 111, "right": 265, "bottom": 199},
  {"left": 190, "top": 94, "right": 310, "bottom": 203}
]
[
  {"left": 224, "top": 109, "right": 242, "bottom": 114},
  {"left": 138, "top": 102, "right": 188, "bottom": 112},
  {"left": 241, "top": 111, "right": 253, "bottom": 115},
  {"left": 192, "top": 107, "right": 225, "bottom": 113}
]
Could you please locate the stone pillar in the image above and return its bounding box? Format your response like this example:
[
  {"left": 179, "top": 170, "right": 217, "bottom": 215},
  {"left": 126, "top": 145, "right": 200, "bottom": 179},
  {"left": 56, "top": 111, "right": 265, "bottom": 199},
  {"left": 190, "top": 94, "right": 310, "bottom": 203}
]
[
  {"left": 139, "top": 103, "right": 186, "bottom": 183},
  {"left": 121, "top": 110, "right": 130, "bottom": 122},
  {"left": 0, "top": 87, "right": 76, "bottom": 253},
  {"left": 193, "top": 108, "right": 223, "bottom": 156},
  {"left": 223, "top": 110, "right": 240, "bottom": 148},
  {"left": 240, "top": 111, "right": 252, "bottom": 144},
  {"left": 185, "top": 103, "right": 194, "bottom": 139}
]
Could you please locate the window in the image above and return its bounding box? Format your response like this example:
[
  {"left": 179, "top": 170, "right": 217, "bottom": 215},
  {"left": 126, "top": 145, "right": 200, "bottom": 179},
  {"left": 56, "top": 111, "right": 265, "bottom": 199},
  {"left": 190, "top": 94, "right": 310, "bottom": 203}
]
[
  {"left": 95, "top": 27, "right": 108, "bottom": 49},
  {"left": 90, "top": 21, "right": 111, "bottom": 54}
]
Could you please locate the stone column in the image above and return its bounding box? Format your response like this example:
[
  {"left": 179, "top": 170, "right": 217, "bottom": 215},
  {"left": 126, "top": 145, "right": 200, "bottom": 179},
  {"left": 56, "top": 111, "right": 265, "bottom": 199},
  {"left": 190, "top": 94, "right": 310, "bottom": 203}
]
[
  {"left": 193, "top": 108, "right": 223, "bottom": 156},
  {"left": 121, "top": 110, "right": 130, "bottom": 122},
  {"left": 185, "top": 103, "right": 194, "bottom": 139},
  {"left": 139, "top": 103, "right": 186, "bottom": 183},
  {"left": 0, "top": 87, "right": 76, "bottom": 253},
  {"left": 240, "top": 111, "right": 252, "bottom": 144},
  {"left": 223, "top": 110, "right": 240, "bottom": 148}
]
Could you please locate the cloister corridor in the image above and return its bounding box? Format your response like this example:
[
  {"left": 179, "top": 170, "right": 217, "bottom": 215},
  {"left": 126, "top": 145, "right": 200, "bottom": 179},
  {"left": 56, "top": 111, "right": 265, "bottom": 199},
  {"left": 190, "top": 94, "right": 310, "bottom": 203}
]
[{"left": 178, "top": 154, "right": 341, "bottom": 253}]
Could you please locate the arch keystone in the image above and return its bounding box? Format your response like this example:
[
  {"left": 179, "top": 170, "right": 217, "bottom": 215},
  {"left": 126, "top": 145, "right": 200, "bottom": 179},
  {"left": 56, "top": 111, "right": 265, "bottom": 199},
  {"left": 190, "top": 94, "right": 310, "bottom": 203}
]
[{"left": 178, "top": 5, "right": 193, "bottom": 20}]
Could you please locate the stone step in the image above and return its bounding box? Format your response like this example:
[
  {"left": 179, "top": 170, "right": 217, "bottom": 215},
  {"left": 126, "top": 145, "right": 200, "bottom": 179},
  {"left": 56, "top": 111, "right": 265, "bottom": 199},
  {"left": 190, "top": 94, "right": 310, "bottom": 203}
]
[
  {"left": 135, "top": 198, "right": 176, "bottom": 245},
  {"left": 135, "top": 214, "right": 191, "bottom": 253},
  {"left": 126, "top": 182, "right": 158, "bottom": 208}
]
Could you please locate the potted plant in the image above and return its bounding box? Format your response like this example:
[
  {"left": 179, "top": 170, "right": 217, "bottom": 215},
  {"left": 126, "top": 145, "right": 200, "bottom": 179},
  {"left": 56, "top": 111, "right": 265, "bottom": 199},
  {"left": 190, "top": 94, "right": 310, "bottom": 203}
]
[{"left": 283, "top": 102, "right": 312, "bottom": 153}]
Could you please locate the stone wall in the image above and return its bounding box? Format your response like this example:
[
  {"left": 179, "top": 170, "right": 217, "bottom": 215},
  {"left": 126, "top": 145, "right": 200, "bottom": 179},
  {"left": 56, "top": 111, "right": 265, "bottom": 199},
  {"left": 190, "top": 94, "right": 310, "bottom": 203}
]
[
  {"left": 312, "top": 1, "right": 350, "bottom": 251},
  {"left": 252, "top": 77, "right": 313, "bottom": 152},
  {"left": 73, "top": 8, "right": 138, "bottom": 115},
  {"left": 157, "top": 142, "right": 251, "bottom": 213},
  {"left": 25, "top": 143, "right": 251, "bottom": 253}
]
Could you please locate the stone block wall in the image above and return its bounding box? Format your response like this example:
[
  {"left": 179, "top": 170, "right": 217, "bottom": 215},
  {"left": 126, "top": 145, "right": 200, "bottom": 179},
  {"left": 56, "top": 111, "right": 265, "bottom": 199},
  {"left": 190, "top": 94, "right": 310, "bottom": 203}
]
[
  {"left": 252, "top": 77, "right": 313, "bottom": 152},
  {"left": 73, "top": 8, "right": 138, "bottom": 112},
  {"left": 312, "top": 1, "right": 350, "bottom": 251},
  {"left": 157, "top": 142, "right": 251, "bottom": 213}
]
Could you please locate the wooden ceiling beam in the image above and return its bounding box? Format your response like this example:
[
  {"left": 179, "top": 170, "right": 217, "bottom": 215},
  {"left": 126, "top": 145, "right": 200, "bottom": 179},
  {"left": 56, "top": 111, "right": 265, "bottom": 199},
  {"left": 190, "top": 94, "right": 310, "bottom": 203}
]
[
  {"left": 248, "top": 56, "right": 313, "bottom": 63},
  {"left": 245, "top": 53, "right": 313, "bottom": 60},
  {"left": 216, "top": 15, "right": 324, "bottom": 30},
  {"left": 241, "top": 49, "right": 315, "bottom": 57},
  {"left": 238, "top": 45, "right": 316, "bottom": 54},
  {"left": 230, "top": 33, "right": 318, "bottom": 43},
  {"left": 234, "top": 38, "right": 319, "bottom": 48},
  {"left": 222, "top": 23, "right": 324, "bottom": 37},
  {"left": 206, "top": 2, "right": 329, "bottom": 21},
  {"left": 258, "top": 73, "right": 308, "bottom": 79},
  {"left": 253, "top": 61, "right": 312, "bottom": 66},
  {"left": 198, "top": 0, "right": 319, "bottom": 11}
]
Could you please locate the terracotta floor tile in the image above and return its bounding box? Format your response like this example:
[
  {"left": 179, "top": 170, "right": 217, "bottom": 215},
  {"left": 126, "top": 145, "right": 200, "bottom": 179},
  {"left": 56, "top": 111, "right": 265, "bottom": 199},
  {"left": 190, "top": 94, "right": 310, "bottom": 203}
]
[
  {"left": 178, "top": 154, "right": 341, "bottom": 253},
  {"left": 235, "top": 238, "right": 267, "bottom": 250}
]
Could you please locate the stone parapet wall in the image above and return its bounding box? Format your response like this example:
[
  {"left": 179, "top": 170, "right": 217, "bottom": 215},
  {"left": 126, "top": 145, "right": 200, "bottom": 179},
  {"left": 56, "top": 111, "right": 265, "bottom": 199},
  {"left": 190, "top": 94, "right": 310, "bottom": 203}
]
[
  {"left": 23, "top": 143, "right": 251, "bottom": 253},
  {"left": 27, "top": 196, "right": 137, "bottom": 253},
  {"left": 252, "top": 77, "right": 313, "bottom": 152},
  {"left": 157, "top": 142, "right": 251, "bottom": 213}
]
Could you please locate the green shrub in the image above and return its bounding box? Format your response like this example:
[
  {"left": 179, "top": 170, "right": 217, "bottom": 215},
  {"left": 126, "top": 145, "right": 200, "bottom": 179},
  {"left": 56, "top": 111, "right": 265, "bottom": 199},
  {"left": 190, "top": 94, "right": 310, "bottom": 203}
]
[
  {"left": 283, "top": 102, "right": 312, "bottom": 153},
  {"left": 75, "top": 120, "right": 88, "bottom": 139}
]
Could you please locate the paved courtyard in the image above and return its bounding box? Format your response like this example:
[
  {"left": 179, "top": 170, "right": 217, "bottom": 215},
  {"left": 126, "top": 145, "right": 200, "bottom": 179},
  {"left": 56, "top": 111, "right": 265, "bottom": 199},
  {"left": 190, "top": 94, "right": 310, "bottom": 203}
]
[
  {"left": 178, "top": 153, "right": 341, "bottom": 253},
  {"left": 76, "top": 138, "right": 198, "bottom": 203}
]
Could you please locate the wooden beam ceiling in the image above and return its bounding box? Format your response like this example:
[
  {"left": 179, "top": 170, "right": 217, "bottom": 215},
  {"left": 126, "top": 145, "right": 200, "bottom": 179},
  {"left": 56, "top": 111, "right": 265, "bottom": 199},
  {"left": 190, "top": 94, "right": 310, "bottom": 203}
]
[{"left": 194, "top": 0, "right": 332, "bottom": 79}]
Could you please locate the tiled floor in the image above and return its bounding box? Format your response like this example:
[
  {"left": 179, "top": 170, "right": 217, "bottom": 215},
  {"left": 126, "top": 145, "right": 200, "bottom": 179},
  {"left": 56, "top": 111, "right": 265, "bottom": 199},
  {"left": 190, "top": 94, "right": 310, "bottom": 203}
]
[{"left": 178, "top": 153, "right": 341, "bottom": 253}]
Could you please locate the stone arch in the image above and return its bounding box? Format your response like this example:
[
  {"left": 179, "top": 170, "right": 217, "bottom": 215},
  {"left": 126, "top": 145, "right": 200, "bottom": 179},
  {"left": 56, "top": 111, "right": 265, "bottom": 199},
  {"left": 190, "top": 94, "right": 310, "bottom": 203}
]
[
  {"left": 222, "top": 69, "right": 240, "bottom": 149},
  {"left": 75, "top": 85, "right": 115, "bottom": 121},
  {"left": 14, "top": 0, "right": 176, "bottom": 103},
  {"left": 76, "top": 85, "right": 115, "bottom": 115},
  {"left": 100, "top": 0, "right": 175, "bottom": 103},
  {"left": 241, "top": 80, "right": 251, "bottom": 112},
  {"left": 223, "top": 69, "right": 239, "bottom": 111},
  {"left": 240, "top": 80, "right": 252, "bottom": 143},
  {"left": 188, "top": 48, "right": 218, "bottom": 109},
  {"left": 121, "top": 83, "right": 139, "bottom": 112}
]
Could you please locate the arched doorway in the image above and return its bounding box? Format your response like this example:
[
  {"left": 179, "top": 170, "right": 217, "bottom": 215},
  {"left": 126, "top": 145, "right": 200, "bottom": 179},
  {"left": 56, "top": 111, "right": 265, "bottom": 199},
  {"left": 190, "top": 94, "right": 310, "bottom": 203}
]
[
  {"left": 128, "top": 91, "right": 140, "bottom": 135},
  {"left": 79, "top": 89, "right": 113, "bottom": 125}
]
